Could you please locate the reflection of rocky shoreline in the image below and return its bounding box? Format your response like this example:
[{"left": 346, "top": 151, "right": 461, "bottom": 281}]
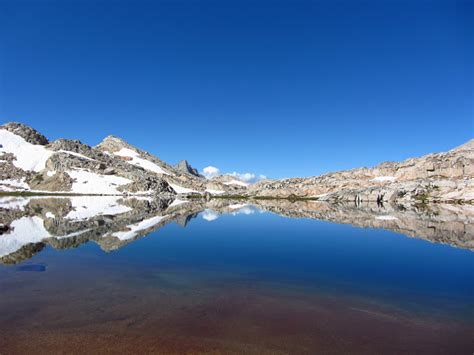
[
  {"left": 252, "top": 199, "right": 474, "bottom": 251},
  {"left": 1, "top": 196, "right": 473, "bottom": 264}
]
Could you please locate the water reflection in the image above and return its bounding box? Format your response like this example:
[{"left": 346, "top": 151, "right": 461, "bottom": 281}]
[{"left": 0, "top": 195, "right": 472, "bottom": 264}]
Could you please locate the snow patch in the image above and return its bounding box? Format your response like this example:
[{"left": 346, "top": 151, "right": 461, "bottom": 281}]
[
  {"left": 45, "top": 212, "right": 56, "bottom": 219},
  {"left": 66, "top": 196, "right": 132, "bottom": 220},
  {"left": 205, "top": 189, "right": 225, "bottom": 195},
  {"left": 169, "top": 183, "right": 198, "bottom": 194},
  {"left": 375, "top": 215, "right": 398, "bottom": 221},
  {"left": 57, "top": 150, "right": 97, "bottom": 162},
  {"left": 0, "top": 178, "right": 29, "bottom": 191},
  {"left": 229, "top": 203, "right": 249, "bottom": 209},
  {"left": 114, "top": 148, "right": 170, "bottom": 175},
  {"left": 55, "top": 228, "right": 92, "bottom": 240},
  {"left": 68, "top": 169, "right": 132, "bottom": 195},
  {"left": 0, "top": 129, "right": 53, "bottom": 172},
  {"left": 0, "top": 196, "right": 30, "bottom": 210},
  {"left": 0, "top": 216, "right": 50, "bottom": 258},
  {"left": 112, "top": 215, "right": 167, "bottom": 241},
  {"left": 372, "top": 176, "right": 397, "bottom": 182}
]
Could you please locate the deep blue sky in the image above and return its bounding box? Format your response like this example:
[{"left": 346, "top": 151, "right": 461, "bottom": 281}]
[{"left": 0, "top": 0, "right": 472, "bottom": 178}]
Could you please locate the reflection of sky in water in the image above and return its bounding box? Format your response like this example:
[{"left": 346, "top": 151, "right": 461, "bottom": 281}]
[
  {"left": 0, "top": 197, "right": 473, "bottom": 320},
  {"left": 0, "top": 198, "right": 473, "bottom": 352}
]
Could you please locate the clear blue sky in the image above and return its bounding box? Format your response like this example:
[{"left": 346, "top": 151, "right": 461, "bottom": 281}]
[{"left": 1, "top": 0, "right": 472, "bottom": 179}]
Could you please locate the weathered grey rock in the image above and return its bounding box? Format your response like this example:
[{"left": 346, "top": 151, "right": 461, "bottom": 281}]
[
  {"left": 174, "top": 160, "right": 202, "bottom": 177},
  {"left": 1, "top": 122, "right": 49, "bottom": 145}
]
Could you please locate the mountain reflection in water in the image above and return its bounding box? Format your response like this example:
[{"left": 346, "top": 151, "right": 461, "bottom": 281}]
[{"left": 0, "top": 196, "right": 473, "bottom": 264}]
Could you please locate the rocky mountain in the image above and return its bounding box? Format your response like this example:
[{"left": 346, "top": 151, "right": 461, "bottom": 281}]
[
  {"left": 247, "top": 140, "right": 474, "bottom": 204},
  {"left": 1, "top": 122, "right": 472, "bottom": 204},
  {"left": 0, "top": 122, "right": 244, "bottom": 196}
]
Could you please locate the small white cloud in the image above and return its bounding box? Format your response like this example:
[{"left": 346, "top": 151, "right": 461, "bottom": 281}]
[
  {"left": 201, "top": 165, "right": 267, "bottom": 184},
  {"left": 202, "top": 166, "right": 221, "bottom": 179},
  {"left": 229, "top": 172, "right": 267, "bottom": 183},
  {"left": 201, "top": 209, "right": 219, "bottom": 221},
  {"left": 231, "top": 206, "right": 255, "bottom": 215}
]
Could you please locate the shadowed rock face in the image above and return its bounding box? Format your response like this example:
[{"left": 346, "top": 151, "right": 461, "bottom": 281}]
[
  {"left": 174, "top": 160, "right": 202, "bottom": 178},
  {"left": 0, "top": 196, "right": 472, "bottom": 264}
]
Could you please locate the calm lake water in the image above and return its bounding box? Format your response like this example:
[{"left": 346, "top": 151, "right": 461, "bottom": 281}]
[{"left": 0, "top": 196, "right": 473, "bottom": 354}]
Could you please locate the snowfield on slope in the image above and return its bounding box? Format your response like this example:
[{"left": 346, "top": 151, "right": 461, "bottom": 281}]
[
  {"left": 112, "top": 215, "right": 168, "bottom": 241},
  {"left": 65, "top": 196, "right": 132, "bottom": 220},
  {"left": 0, "top": 216, "right": 50, "bottom": 258},
  {"left": 169, "top": 183, "right": 198, "bottom": 194},
  {"left": 0, "top": 129, "right": 53, "bottom": 172},
  {"left": 68, "top": 169, "right": 132, "bottom": 194},
  {"left": 113, "top": 148, "right": 170, "bottom": 175}
]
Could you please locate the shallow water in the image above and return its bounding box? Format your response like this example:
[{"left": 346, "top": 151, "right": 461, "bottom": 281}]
[{"left": 0, "top": 196, "right": 473, "bottom": 353}]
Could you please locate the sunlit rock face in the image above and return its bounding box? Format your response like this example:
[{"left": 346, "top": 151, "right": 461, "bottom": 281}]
[
  {"left": 248, "top": 140, "right": 474, "bottom": 203},
  {"left": 0, "top": 196, "right": 472, "bottom": 264},
  {"left": 2, "top": 122, "right": 472, "bottom": 202}
]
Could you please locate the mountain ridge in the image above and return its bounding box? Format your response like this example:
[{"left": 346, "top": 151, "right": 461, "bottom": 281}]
[{"left": 0, "top": 122, "right": 472, "bottom": 204}]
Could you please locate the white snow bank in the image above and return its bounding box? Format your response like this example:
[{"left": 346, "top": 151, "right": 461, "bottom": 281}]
[
  {"left": 205, "top": 188, "right": 225, "bottom": 195},
  {"left": 55, "top": 228, "right": 92, "bottom": 240},
  {"left": 0, "top": 216, "right": 50, "bottom": 258},
  {"left": 0, "top": 196, "right": 30, "bottom": 210},
  {"left": 372, "top": 176, "right": 397, "bottom": 182},
  {"left": 57, "top": 150, "right": 98, "bottom": 162},
  {"left": 45, "top": 212, "right": 56, "bottom": 219},
  {"left": 113, "top": 148, "right": 170, "bottom": 175},
  {"left": 224, "top": 180, "right": 249, "bottom": 187},
  {"left": 229, "top": 203, "right": 249, "bottom": 209},
  {"left": 0, "top": 129, "right": 53, "bottom": 172},
  {"left": 68, "top": 169, "right": 132, "bottom": 195},
  {"left": 66, "top": 196, "right": 132, "bottom": 220},
  {"left": 375, "top": 215, "right": 398, "bottom": 221},
  {"left": 0, "top": 178, "right": 29, "bottom": 191},
  {"left": 112, "top": 215, "right": 167, "bottom": 241},
  {"left": 169, "top": 183, "right": 198, "bottom": 194}
]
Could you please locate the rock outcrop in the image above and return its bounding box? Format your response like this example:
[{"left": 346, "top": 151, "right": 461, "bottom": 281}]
[
  {"left": 248, "top": 140, "right": 474, "bottom": 204},
  {"left": 174, "top": 160, "right": 202, "bottom": 177}
]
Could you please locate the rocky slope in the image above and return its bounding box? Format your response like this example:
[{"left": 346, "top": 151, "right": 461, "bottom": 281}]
[
  {"left": 248, "top": 140, "right": 474, "bottom": 204},
  {"left": 0, "top": 122, "right": 244, "bottom": 196},
  {"left": 1, "top": 122, "right": 472, "bottom": 203}
]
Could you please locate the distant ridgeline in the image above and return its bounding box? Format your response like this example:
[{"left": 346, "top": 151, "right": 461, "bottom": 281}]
[{"left": 0, "top": 122, "right": 473, "bottom": 204}]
